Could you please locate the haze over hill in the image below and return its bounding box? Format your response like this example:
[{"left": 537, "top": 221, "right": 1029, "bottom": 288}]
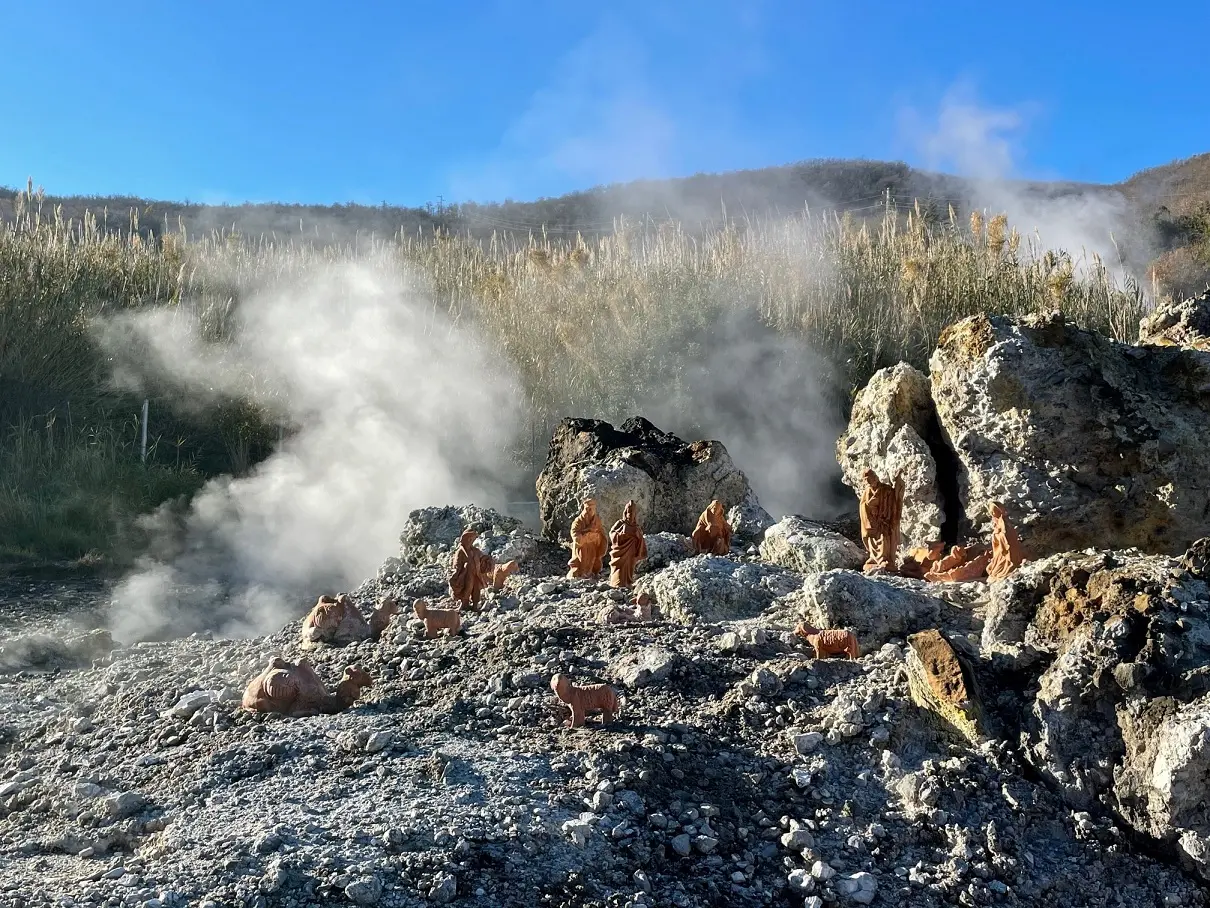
[{"left": 6, "top": 151, "right": 1209, "bottom": 295}]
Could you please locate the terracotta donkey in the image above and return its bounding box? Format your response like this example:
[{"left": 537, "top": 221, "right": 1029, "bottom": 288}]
[
  {"left": 550, "top": 673, "right": 619, "bottom": 728},
  {"left": 412, "top": 598, "right": 462, "bottom": 639},
  {"left": 794, "top": 622, "right": 859, "bottom": 660}
]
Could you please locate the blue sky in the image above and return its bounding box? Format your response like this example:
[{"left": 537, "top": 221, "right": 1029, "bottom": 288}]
[{"left": 2, "top": 0, "right": 1207, "bottom": 207}]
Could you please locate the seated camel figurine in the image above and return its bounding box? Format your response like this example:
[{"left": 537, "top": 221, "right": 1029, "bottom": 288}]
[
  {"left": 241, "top": 657, "right": 373, "bottom": 718},
  {"left": 794, "top": 622, "right": 859, "bottom": 660},
  {"left": 550, "top": 673, "right": 619, "bottom": 728},
  {"left": 598, "top": 592, "right": 654, "bottom": 625},
  {"left": 924, "top": 545, "right": 991, "bottom": 583},
  {"left": 490, "top": 559, "right": 520, "bottom": 591},
  {"left": 413, "top": 598, "right": 462, "bottom": 639},
  {"left": 300, "top": 593, "right": 400, "bottom": 649}
]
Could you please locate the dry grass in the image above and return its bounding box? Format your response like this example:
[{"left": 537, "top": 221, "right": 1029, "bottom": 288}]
[{"left": 0, "top": 185, "right": 1152, "bottom": 559}]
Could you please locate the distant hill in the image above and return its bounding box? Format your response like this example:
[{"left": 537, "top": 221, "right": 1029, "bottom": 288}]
[{"left": 3, "top": 153, "right": 1208, "bottom": 292}]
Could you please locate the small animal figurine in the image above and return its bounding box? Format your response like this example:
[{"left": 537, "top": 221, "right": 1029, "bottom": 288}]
[
  {"left": 241, "top": 657, "right": 373, "bottom": 717},
  {"left": 300, "top": 593, "right": 399, "bottom": 649},
  {"left": 794, "top": 622, "right": 859, "bottom": 660},
  {"left": 898, "top": 541, "right": 946, "bottom": 580},
  {"left": 490, "top": 559, "right": 520, "bottom": 590},
  {"left": 412, "top": 598, "right": 462, "bottom": 639},
  {"left": 597, "top": 591, "right": 654, "bottom": 625},
  {"left": 924, "top": 544, "right": 990, "bottom": 582},
  {"left": 550, "top": 673, "right": 619, "bottom": 728}
]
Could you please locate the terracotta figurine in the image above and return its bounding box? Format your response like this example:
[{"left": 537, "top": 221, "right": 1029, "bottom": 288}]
[
  {"left": 859, "top": 469, "right": 904, "bottom": 574},
  {"left": 300, "top": 593, "right": 400, "bottom": 649},
  {"left": 898, "top": 541, "right": 946, "bottom": 580},
  {"left": 412, "top": 598, "right": 462, "bottom": 639},
  {"left": 490, "top": 559, "right": 520, "bottom": 590},
  {"left": 608, "top": 500, "right": 648, "bottom": 588},
  {"left": 794, "top": 622, "right": 859, "bottom": 660},
  {"left": 449, "top": 528, "right": 495, "bottom": 608},
  {"left": 986, "top": 501, "right": 1026, "bottom": 581},
  {"left": 241, "top": 657, "right": 373, "bottom": 717},
  {"left": 691, "top": 499, "right": 733, "bottom": 556},
  {"left": 550, "top": 673, "right": 619, "bottom": 728},
  {"left": 598, "top": 591, "right": 654, "bottom": 625},
  {"left": 567, "top": 498, "right": 609, "bottom": 579},
  {"left": 924, "top": 544, "right": 991, "bottom": 583}
]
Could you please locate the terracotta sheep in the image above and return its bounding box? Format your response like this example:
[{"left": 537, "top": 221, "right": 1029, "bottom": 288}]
[
  {"left": 794, "top": 622, "right": 859, "bottom": 660},
  {"left": 550, "top": 673, "right": 619, "bottom": 728},
  {"left": 597, "top": 592, "right": 654, "bottom": 625},
  {"left": 413, "top": 598, "right": 462, "bottom": 639}
]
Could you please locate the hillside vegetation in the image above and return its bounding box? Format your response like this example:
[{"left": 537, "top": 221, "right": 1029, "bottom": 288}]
[{"left": 0, "top": 169, "right": 1155, "bottom": 565}]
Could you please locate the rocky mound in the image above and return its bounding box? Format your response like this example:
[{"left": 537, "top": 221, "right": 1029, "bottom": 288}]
[
  {"left": 535, "top": 417, "right": 773, "bottom": 545},
  {"left": 2, "top": 550, "right": 1206, "bottom": 908},
  {"left": 840, "top": 308, "right": 1210, "bottom": 559}
]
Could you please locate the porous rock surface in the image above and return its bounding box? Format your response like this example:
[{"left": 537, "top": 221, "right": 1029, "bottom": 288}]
[
  {"left": 396, "top": 505, "right": 539, "bottom": 569},
  {"left": 843, "top": 309, "right": 1210, "bottom": 559},
  {"left": 1, "top": 545, "right": 1208, "bottom": 906},
  {"left": 1138, "top": 287, "right": 1210, "bottom": 350},
  {"left": 758, "top": 516, "right": 865, "bottom": 575},
  {"left": 930, "top": 310, "right": 1210, "bottom": 554},
  {"left": 835, "top": 363, "right": 948, "bottom": 549},
  {"left": 641, "top": 557, "right": 801, "bottom": 625},
  {"left": 535, "top": 417, "right": 772, "bottom": 545}
]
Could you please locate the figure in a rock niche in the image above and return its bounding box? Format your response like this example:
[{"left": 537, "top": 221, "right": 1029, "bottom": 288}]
[
  {"left": 241, "top": 657, "right": 373, "bottom": 717},
  {"left": 449, "top": 528, "right": 495, "bottom": 609},
  {"left": 608, "top": 500, "right": 648, "bottom": 588},
  {"left": 859, "top": 469, "right": 904, "bottom": 574},
  {"left": 986, "top": 501, "right": 1026, "bottom": 581},
  {"left": 898, "top": 540, "right": 946, "bottom": 580},
  {"left": 566, "top": 497, "right": 609, "bottom": 579},
  {"left": 691, "top": 499, "right": 733, "bottom": 556},
  {"left": 924, "top": 544, "right": 990, "bottom": 583}
]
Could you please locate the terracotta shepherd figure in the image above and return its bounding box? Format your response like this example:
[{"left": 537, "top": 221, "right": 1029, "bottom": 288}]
[
  {"left": 567, "top": 498, "right": 609, "bottom": 579},
  {"left": 691, "top": 499, "right": 732, "bottom": 556},
  {"left": 449, "top": 528, "right": 494, "bottom": 608},
  {"left": 608, "top": 500, "right": 648, "bottom": 588},
  {"left": 859, "top": 469, "right": 904, "bottom": 574},
  {"left": 986, "top": 501, "right": 1026, "bottom": 581}
]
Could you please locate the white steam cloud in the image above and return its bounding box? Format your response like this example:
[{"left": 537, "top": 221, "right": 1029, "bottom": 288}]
[
  {"left": 899, "top": 83, "right": 1145, "bottom": 277},
  {"left": 97, "top": 259, "right": 523, "bottom": 643}
]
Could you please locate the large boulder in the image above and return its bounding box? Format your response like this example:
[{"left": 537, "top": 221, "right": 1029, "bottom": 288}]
[
  {"left": 535, "top": 417, "right": 771, "bottom": 545},
  {"left": 781, "top": 570, "right": 953, "bottom": 647},
  {"left": 836, "top": 363, "right": 949, "bottom": 549},
  {"left": 930, "top": 310, "right": 1210, "bottom": 555},
  {"left": 905, "top": 629, "right": 986, "bottom": 744},
  {"left": 758, "top": 516, "right": 865, "bottom": 575},
  {"left": 642, "top": 557, "right": 800, "bottom": 625},
  {"left": 1017, "top": 543, "right": 1210, "bottom": 880}
]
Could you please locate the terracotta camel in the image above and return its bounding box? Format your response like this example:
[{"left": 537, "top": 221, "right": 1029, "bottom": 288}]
[
  {"left": 301, "top": 593, "right": 400, "bottom": 649},
  {"left": 413, "top": 598, "right": 462, "bottom": 639},
  {"left": 794, "top": 622, "right": 859, "bottom": 660},
  {"left": 550, "top": 673, "right": 619, "bottom": 728},
  {"left": 241, "top": 657, "right": 373, "bottom": 717}
]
